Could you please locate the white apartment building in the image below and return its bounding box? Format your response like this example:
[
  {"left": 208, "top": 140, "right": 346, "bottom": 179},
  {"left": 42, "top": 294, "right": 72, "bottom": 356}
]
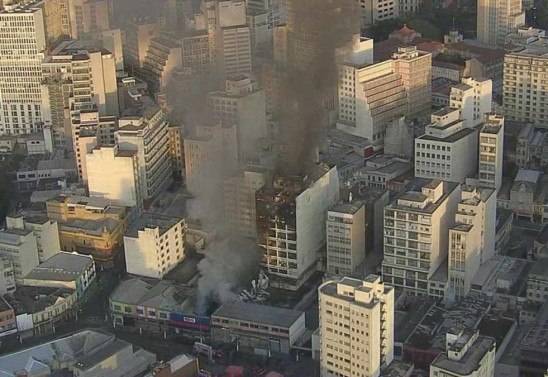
[
  {"left": 391, "top": 45, "right": 432, "bottom": 117},
  {"left": 319, "top": 275, "right": 394, "bottom": 377},
  {"left": 477, "top": 0, "right": 525, "bottom": 45},
  {"left": 430, "top": 330, "right": 495, "bottom": 377},
  {"left": 5, "top": 215, "right": 60, "bottom": 263},
  {"left": 478, "top": 114, "right": 504, "bottom": 191},
  {"left": 0, "top": 228, "right": 40, "bottom": 283},
  {"left": 184, "top": 122, "right": 238, "bottom": 194},
  {"left": 216, "top": 0, "right": 252, "bottom": 79},
  {"left": 358, "top": 0, "right": 399, "bottom": 27},
  {"left": 337, "top": 37, "right": 405, "bottom": 148},
  {"left": 0, "top": 0, "right": 46, "bottom": 135},
  {"left": 124, "top": 213, "right": 187, "bottom": 278},
  {"left": 326, "top": 201, "right": 366, "bottom": 277},
  {"left": 0, "top": 257, "right": 16, "bottom": 294},
  {"left": 71, "top": 111, "right": 117, "bottom": 179},
  {"left": 223, "top": 167, "right": 267, "bottom": 238},
  {"left": 382, "top": 180, "right": 461, "bottom": 295},
  {"left": 450, "top": 77, "right": 493, "bottom": 129},
  {"left": 210, "top": 76, "right": 267, "bottom": 161},
  {"left": 116, "top": 107, "right": 171, "bottom": 201},
  {"left": 41, "top": 40, "right": 119, "bottom": 148},
  {"left": 86, "top": 146, "right": 143, "bottom": 210},
  {"left": 415, "top": 108, "right": 478, "bottom": 183},
  {"left": 503, "top": 41, "right": 548, "bottom": 128},
  {"left": 257, "top": 165, "right": 340, "bottom": 290},
  {"left": 448, "top": 186, "right": 496, "bottom": 300}
]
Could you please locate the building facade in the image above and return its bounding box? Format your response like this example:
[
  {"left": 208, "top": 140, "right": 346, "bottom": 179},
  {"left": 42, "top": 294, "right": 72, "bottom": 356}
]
[
  {"left": 5, "top": 215, "right": 60, "bottom": 263},
  {"left": 326, "top": 201, "right": 366, "bottom": 277},
  {"left": 477, "top": 0, "right": 525, "bottom": 45},
  {"left": 0, "top": 1, "right": 46, "bottom": 135},
  {"left": 124, "top": 213, "right": 187, "bottom": 279},
  {"left": 450, "top": 77, "right": 493, "bottom": 129},
  {"left": 382, "top": 180, "right": 460, "bottom": 295},
  {"left": 319, "top": 275, "right": 394, "bottom": 377},
  {"left": 0, "top": 229, "right": 40, "bottom": 283},
  {"left": 415, "top": 108, "right": 478, "bottom": 183}
]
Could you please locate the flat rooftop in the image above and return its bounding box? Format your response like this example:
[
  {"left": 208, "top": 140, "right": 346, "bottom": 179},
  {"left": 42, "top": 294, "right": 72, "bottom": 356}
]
[
  {"left": 212, "top": 302, "right": 304, "bottom": 329},
  {"left": 329, "top": 201, "right": 364, "bottom": 215},
  {"left": 432, "top": 336, "right": 495, "bottom": 375},
  {"left": 24, "top": 252, "right": 94, "bottom": 282},
  {"left": 126, "top": 212, "right": 184, "bottom": 238}
]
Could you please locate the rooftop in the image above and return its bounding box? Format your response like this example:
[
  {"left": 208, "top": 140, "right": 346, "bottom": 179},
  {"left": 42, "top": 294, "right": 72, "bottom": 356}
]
[
  {"left": 126, "top": 212, "right": 184, "bottom": 238},
  {"left": 212, "top": 301, "right": 304, "bottom": 328},
  {"left": 329, "top": 201, "right": 365, "bottom": 215},
  {"left": 6, "top": 286, "right": 75, "bottom": 314},
  {"left": 432, "top": 336, "right": 495, "bottom": 375},
  {"left": 24, "top": 252, "right": 94, "bottom": 282}
]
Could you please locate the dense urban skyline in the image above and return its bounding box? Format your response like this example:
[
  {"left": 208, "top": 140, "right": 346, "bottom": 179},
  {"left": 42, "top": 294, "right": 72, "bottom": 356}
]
[{"left": 0, "top": 0, "right": 546, "bottom": 376}]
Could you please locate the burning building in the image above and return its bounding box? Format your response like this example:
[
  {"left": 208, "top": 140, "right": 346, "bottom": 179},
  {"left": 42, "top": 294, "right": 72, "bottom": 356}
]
[{"left": 256, "top": 163, "right": 339, "bottom": 290}]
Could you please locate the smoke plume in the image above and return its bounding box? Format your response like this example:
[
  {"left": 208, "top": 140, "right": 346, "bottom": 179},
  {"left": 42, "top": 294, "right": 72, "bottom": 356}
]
[
  {"left": 196, "top": 237, "right": 260, "bottom": 314},
  {"left": 276, "top": 0, "right": 360, "bottom": 174}
]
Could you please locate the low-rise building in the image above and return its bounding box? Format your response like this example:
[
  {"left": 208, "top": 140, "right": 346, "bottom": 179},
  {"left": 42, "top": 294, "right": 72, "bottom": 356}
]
[
  {"left": 0, "top": 296, "right": 16, "bottom": 338},
  {"left": 519, "top": 301, "right": 548, "bottom": 376},
  {"left": 0, "top": 257, "right": 16, "bottom": 295},
  {"left": 526, "top": 258, "right": 548, "bottom": 304},
  {"left": 109, "top": 278, "right": 208, "bottom": 333},
  {"left": 515, "top": 123, "right": 548, "bottom": 168},
  {"left": 144, "top": 354, "right": 200, "bottom": 377},
  {"left": 430, "top": 329, "right": 495, "bottom": 377},
  {"left": 124, "top": 213, "right": 187, "bottom": 279},
  {"left": 5, "top": 286, "right": 77, "bottom": 337},
  {"left": 498, "top": 169, "right": 548, "bottom": 224},
  {"left": 211, "top": 301, "right": 306, "bottom": 355},
  {"left": 0, "top": 330, "right": 156, "bottom": 377},
  {"left": 23, "top": 252, "right": 96, "bottom": 299},
  {"left": 354, "top": 155, "right": 413, "bottom": 190}
]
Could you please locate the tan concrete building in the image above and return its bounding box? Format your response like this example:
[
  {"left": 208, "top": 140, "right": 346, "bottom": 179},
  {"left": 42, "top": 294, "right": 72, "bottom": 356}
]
[
  {"left": 503, "top": 41, "right": 548, "bottom": 128},
  {"left": 319, "top": 275, "right": 394, "bottom": 377},
  {"left": 477, "top": 0, "right": 525, "bottom": 45},
  {"left": 123, "top": 19, "right": 162, "bottom": 72}
]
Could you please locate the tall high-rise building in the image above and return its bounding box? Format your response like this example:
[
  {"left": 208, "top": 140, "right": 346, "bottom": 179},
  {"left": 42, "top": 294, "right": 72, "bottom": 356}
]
[
  {"left": 478, "top": 114, "right": 504, "bottom": 191},
  {"left": 382, "top": 180, "right": 461, "bottom": 296},
  {"left": 358, "top": 0, "right": 399, "bottom": 28},
  {"left": 336, "top": 37, "right": 405, "bottom": 148},
  {"left": 326, "top": 201, "right": 366, "bottom": 277},
  {"left": 209, "top": 76, "right": 267, "bottom": 161},
  {"left": 141, "top": 37, "right": 183, "bottom": 94},
  {"left": 43, "top": 0, "right": 71, "bottom": 44},
  {"left": 319, "top": 275, "right": 394, "bottom": 377},
  {"left": 503, "top": 41, "right": 548, "bottom": 128},
  {"left": 450, "top": 77, "right": 493, "bottom": 129},
  {"left": 414, "top": 108, "right": 478, "bottom": 183},
  {"left": 257, "top": 165, "right": 339, "bottom": 290},
  {"left": 86, "top": 145, "right": 143, "bottom": 210},
  {"left": 391, "top": 45, "right": 432, "bottom": 117},
  {"left": 223, "top": 167, "right": 267, "bottom": 239},
  {"left": 448, "top": 186, "right": 496, "bottom": 300},
  {"left": 184, "top": 122, "right": 238, "bottom": 194},
  {"left": 477, "top": 0, "right": 525, "bottom": 45},
  {"left": 67, "top": 0, "right": 111, "bottom": 39},
  {"left": 123, "top": 19, "right": 162, "bottom": 72},
  {"left": 116, "top": 106, "right": 171, "bottom": 201},
  {"left": 0, "top": 0, "right": 46, "bottom": 135},
  {"left": 216, "top": 0, "right": 252, "bottom": 80}
]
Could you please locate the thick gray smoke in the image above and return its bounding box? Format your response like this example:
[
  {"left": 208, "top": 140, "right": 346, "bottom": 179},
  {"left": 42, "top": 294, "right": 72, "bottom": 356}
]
[
  {"left": 196, "top": 237, "right": 260, "bottom": 314},
  {"left": 276, "top": 0, "right": 360, "bottom": 174}
]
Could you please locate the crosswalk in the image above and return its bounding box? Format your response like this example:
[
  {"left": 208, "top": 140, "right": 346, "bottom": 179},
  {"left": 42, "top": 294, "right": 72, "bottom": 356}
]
[{"left": 79, "top": 316, "right": 106, "bottom": 327}]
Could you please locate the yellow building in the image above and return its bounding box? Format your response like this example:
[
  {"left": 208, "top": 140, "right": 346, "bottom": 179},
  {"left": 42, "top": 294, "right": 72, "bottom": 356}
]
[{"left": 46, "top": 195, "right": 129, "bottom": 266}]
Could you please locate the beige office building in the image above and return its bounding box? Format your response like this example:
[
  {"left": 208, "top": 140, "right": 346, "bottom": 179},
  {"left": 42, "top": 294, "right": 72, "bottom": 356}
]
[
  {"left": 477, "top": 0, "right": 525, "bottom": 45},
  {"left": 503, "top": 41, "right": 548, "bottom": 128},
  {"left": 0, "top": 0, "right": 46, "bottom": 135},
  {"left": 319, "top": 275, "right": 394, "bottom": 377}
]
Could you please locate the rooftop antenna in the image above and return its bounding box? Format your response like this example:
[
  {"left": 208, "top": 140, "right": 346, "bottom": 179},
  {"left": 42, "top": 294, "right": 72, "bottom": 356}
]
[{"left": 452, "top": 18, "right": 456, "bottom": 31}]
